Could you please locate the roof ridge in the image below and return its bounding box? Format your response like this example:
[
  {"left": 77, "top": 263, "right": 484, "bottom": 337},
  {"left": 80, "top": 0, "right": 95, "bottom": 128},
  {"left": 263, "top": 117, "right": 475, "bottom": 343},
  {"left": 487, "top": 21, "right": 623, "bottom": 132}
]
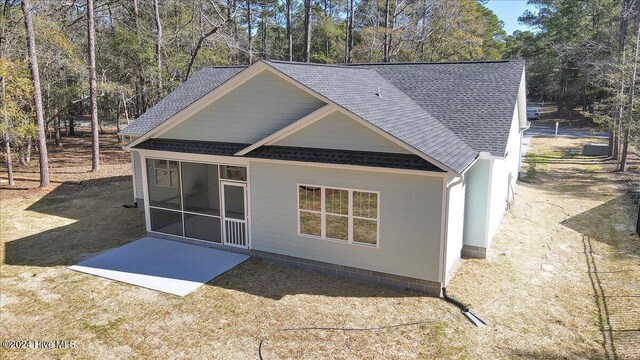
[
  {"left": 201, "top": 65, "right": 249, "bottom": 69},
  {"left": 265, "top": 59, "right": 365, "bottom": 69},
  {"left": 348, "top": 60, "right": 523, "bottom": 66}
]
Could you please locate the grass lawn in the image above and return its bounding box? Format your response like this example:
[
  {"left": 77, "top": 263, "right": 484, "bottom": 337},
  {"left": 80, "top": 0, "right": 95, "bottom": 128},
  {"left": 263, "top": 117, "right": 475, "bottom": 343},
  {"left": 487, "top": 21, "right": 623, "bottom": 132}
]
[{"left": 1, "top": 131, "right": 639, "bottom": 359}]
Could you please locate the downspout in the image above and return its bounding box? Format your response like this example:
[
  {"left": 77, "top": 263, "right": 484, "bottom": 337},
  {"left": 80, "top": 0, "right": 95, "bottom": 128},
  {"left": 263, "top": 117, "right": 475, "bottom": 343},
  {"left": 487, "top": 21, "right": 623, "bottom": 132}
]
[
  {"left": 439, "top": 174, "right": 464, "bottom": 287},
  {"left": 440, "top": 169, "right": 487, "bottom": 328}
]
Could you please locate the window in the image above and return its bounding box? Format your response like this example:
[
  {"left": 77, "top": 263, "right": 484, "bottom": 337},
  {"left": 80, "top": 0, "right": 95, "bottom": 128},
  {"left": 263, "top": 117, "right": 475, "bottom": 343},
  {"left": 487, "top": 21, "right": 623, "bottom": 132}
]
[
  {"left": 220, "top": 165, "right": 247, "bottom": 181},
  {"left": 352, "top": 191, "right": 378, "bottom": 245},
  {"left": 298, "top": 184, "right": 379, "bottom": 247},
  {"left": 153, "top": 159, "right": 179, "bottom": 188},
  {"left": 298, "top": 186, "right": 321, "bottom": 237}
]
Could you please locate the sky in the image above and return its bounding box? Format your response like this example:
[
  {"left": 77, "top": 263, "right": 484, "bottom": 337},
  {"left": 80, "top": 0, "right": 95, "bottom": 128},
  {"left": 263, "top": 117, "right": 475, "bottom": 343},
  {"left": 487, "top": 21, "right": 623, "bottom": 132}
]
[{"left": 484, "top": 0, "right": 538, "bottom": 35}]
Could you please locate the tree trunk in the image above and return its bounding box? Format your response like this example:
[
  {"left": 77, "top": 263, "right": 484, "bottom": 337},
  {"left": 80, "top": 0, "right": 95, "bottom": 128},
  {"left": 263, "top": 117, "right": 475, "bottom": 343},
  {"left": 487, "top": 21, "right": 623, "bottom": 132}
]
[
  {"left": 68, "top": 117, "right": 75, "bottom": 136},
  {"left": 383, "top": 0, "right": 390, "bottom": 62},
  {"left": 3, "top": 132, "right": 12, "bottom": 186},
  {"left": 152, "top": 0, "right": 163, "bottom": 94},
  {"left": 636, "top": 203, "right": 640, "bottom": 235},
  {"left": 247, "top": 0, "right": 253, "bottom": 64},
  {"left": 115, "top": 97, "right": 122, "bottom": 143},
  {"left": 232, "top": 0, "right": 239, "bottom": 62},
  {"left": 185, "top": 27, "right": 220, "bottom": 81},
  {"left": 613, "top": 120, "right": 619, "bottom": 159},
  {"left": 55, "top": 116, "right": 62, "bottom": 147},
  {"left": 261, "top": 0, "right": 267, "bottom": 59},
  {"left": 618, "top": 18, "right": 639, "bottom": 171},
  {"left": 286, "top": 0, "right": 292, "bottom": 61},
  {"left": 26, "top": 138, "right": 32, "bottom": 163},
  {"left": 303, "top": 0, "right": 312, "bottom": 62},
  {"left": 2, "top": 77, "right": 13, "bottom": 186},
  {"left": 608, "top": 129, "right": 614, "bottom": 157},
  {"left": 21, "top": 0, "right": 49, "bottom": 187},
  {"left": 88, "top": 0, "right": 100, "bottom": 172},
  {"left": 611, "top": 1, "right": 631, "bottom": 157},
  {"left": 618, "top": 127, "right": 630, "bottom": 171},
  {"left": 121, "top": 91, "right": 130, "bottom": 125},
  {"left": 344, "top": 0, "right": 349, "bottom": 62},
  {"left": 347, "top": 0, "right": 354, "bottom": 63}
]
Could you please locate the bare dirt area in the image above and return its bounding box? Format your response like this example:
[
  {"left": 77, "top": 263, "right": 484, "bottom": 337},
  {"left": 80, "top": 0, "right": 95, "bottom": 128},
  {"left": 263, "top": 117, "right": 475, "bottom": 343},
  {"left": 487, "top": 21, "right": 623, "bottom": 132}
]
[{"left": 1, "top": 133, "right": 639, "bottom": 359}]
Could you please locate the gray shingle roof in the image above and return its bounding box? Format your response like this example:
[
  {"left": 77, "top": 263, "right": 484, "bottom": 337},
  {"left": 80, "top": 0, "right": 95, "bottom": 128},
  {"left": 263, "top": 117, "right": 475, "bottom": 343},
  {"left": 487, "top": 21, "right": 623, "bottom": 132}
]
[
  {"left": 121, "top": 66, "right": 244, "bottom": 135},
  {"left": 353, "top": 61, "right": 525, "bottom": 156},
  {"left": 124, "top": 60, "right": 524, "bottom": 173},
  {"left": 267, "top": 61, "right": 477, "bottom": 172},
  {"left": 134, "top": 139, "right": 443, "bottom": 172}
]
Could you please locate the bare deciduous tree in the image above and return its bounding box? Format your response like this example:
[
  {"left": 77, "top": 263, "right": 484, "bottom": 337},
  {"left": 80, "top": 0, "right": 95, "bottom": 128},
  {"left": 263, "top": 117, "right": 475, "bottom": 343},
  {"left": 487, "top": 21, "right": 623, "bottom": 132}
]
[
  {"left": 21, "top": 0, "right": 49, "bottom": 187},
  {"left": 87, "top": 0, "right": 99, "bottom": 172},
  {"left": 303, "top": 0, "right": 311, "bottom": 62},
  {"left": 2, "top": 76, "right": 13, "bottom": 186},
  {"left": 286, "top": 0, "right": 292, "bottom": 61},
  {"left": 152, "top": 0, "right": 163, "bottom": 92}
]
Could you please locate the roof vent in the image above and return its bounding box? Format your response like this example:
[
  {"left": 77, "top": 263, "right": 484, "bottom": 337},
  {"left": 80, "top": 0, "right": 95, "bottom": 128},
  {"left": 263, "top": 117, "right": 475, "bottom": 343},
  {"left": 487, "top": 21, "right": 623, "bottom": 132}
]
[{"left": 376, "top": 86, "right": 382, "bottom": 98}]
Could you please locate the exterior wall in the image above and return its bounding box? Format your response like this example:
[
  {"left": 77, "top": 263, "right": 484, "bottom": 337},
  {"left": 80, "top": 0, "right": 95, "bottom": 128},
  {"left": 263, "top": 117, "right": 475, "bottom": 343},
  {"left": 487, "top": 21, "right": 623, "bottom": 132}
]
[
  {"left": 275, "top": 111, "right": 410, "bottom": 154},
  {"left": 159, "top": 71, "right": 325, "bottom": 143},
  {"left": 249, "top": 161, "right": 444, "bottom": 282},
  {"left": 132, "top": 150, "right": 143, "bottom": 200},
  {"left": 149, "top": 231, "right": 442, "bottom": 295},
  {"left": 462, "top": 103, "right": 524, "bottom": 257},
  {"left": 487, "top": 106, "right": 522, "bottom": 241},
  {"left": 462, "top": 158, "right": 491, "bottom": 249},
  {"left": 444, "top": 177, "right": 465, "bottom": 284}
]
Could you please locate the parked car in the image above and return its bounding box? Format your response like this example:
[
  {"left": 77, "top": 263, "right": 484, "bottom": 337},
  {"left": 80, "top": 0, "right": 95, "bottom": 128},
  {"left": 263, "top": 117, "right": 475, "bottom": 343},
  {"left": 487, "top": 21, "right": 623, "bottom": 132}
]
[{"left": 527, "top": 107, "right": 540, "bottom": 121}]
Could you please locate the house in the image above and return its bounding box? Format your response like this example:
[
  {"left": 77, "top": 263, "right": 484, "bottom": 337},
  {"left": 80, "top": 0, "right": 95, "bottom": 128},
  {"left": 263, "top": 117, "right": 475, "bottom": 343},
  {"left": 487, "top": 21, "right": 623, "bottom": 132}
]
[{"left": 121, "top": 60, "right": 527, "bottom": 296}]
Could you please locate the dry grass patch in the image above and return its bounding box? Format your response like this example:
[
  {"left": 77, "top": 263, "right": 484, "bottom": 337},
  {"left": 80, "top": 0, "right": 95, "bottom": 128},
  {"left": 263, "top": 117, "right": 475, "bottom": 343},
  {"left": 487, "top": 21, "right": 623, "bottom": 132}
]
[{"left": 1, "top": 133, "right": 639, "bottom": 359}]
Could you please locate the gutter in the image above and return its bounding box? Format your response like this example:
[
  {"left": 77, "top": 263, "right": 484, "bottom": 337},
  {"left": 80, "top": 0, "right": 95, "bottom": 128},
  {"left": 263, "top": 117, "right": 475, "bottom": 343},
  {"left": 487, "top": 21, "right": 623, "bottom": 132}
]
[
  {"left": 439, "top": 174, "right": 464, "bottom": 287},
  {"left": 439, "top": 173, "right": 488, "bottom": 328}
]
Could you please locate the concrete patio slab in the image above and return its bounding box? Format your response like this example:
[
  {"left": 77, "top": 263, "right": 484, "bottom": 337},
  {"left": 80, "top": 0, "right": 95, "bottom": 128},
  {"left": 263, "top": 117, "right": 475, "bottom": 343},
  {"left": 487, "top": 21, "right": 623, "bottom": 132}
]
[{"left": 69, "top": 237, "right": 249, "bottom": 296}]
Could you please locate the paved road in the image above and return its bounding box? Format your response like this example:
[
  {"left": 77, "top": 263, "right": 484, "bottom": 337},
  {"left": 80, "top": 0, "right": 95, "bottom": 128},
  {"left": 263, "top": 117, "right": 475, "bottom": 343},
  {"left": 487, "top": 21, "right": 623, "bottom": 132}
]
[
  {"left": 526, "top": 123, "right": 609, "bottom": 138},
  {"left": 521, "top": 123, "right": 609, "bottom": 159}
]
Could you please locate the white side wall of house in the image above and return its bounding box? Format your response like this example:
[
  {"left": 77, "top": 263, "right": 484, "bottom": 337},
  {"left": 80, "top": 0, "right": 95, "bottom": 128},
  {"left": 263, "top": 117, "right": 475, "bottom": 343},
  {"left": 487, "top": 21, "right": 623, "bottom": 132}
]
[
  {"left": 487, "top": 105, "right": 523, "bottom": 242},
  {"left": 160, "top": 71, "right": 326, "bottom": 143},
  {"left": 462, "top": 159, "right": 491, "bottom": 248},
  {"left": 132, "top": 150, "right": 143, "bottom": 201},
  {"left": 463, "top": 101, "right": 524, "bottom": 254},
  {"left": 444, "top": 177, "right": 465, "bottom": 284},
  {"left": 275, "top": 111, "right": 411, "bottom": 153},
  {"left": 250, "top": 162, "right": 444, "bottom": 281}
]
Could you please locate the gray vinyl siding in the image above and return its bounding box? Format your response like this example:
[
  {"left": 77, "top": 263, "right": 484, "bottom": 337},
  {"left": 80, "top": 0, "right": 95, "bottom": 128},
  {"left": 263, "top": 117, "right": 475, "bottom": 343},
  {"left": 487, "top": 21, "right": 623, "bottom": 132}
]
[
  {"left": 275, "top": 112, "right": 411, "bottom": 153},
  {"left": 132, "top": 150, "right": 143, "bottom": 199},
  {"left": 249, "top": 162, "right": 444, "bottom": 281},
  {"left": 159, "top": 71, "right": 325, "bottom": 143}
]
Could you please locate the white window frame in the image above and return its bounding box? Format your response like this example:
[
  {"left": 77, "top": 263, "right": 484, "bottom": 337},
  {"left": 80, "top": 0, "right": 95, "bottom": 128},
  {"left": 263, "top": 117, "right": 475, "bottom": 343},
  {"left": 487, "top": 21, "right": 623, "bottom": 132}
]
[
  {"left": 152, "top": 159, "right": 179, "bottom": 189},
  {"left": 297, "top": 183, "right": 380, "bottom": 248}
]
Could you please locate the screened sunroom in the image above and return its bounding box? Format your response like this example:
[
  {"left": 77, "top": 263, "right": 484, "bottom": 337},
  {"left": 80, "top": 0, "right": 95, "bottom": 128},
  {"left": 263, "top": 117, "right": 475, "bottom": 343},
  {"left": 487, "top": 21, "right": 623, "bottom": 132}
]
[{"left": 144, "top": 159, "right": 249, "bottom": 248}]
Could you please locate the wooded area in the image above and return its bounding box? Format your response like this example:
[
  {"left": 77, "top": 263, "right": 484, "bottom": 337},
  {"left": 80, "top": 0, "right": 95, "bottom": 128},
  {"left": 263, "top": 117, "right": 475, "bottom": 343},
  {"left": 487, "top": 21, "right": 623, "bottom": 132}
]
[{"left": 0, "top": 0, "right": 638, "bottom": 187}]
